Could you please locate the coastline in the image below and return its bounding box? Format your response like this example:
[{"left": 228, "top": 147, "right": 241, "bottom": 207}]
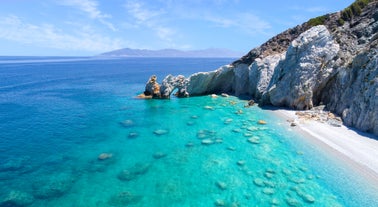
[{"left": 268, "top": 108, "right": 378, "bottom": 187}]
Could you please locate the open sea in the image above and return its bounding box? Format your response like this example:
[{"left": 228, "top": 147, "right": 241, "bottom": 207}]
[{"left": 0, "top": 56, "right": 377, "bottom": 207}]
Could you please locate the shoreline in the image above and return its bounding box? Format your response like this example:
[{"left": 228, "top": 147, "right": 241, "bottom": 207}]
[{"left": 268, "top": 108, "right": 378, "bottom": 188}]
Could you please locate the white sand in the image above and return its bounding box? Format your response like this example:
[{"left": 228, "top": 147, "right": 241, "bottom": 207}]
[{"left": 272, "top": 109, "right": 378, "bottom": 185}]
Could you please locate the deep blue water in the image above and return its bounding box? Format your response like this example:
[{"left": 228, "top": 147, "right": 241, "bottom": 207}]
[{"left": 0, "top": 57, "right": 377, "bottom": 207}]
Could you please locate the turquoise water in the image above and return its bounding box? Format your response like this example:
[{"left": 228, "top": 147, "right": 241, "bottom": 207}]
[{"left": 0, "top": 57, "right": 377, "bottom": 206}]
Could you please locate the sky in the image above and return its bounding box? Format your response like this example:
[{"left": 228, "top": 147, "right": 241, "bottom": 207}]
[{"left": 0, "top": 0, "right": 355, "bottom": 56}]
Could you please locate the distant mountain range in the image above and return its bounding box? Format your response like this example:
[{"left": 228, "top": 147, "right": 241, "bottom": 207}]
[{"left": 99, "top": 48, "right": 244, "bottom": 58}]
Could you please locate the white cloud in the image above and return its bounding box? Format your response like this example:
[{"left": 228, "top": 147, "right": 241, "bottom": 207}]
[
  {"left": 204, "top": 16, "right": 234, "bottom": 28},
  {"left": 124, "top": 0, "right": 175, "bottom": 42},
  {"left": 289, "top": 5, "right": 328, "bottom": 13},
  {"left": 125, "top": 1, "right": 163, "bottom": 22},
  {"left": 155, "top": 0, "right": 271, "bottom": 36},
  {"left": 204, "top": 13, "right": 271, "bottom": 35},
  {"left": 60, "top": 0, "right": 117, "bottom": 31},
  {"left": 0, "top": 15, "right": 125, "bottom": 52}
]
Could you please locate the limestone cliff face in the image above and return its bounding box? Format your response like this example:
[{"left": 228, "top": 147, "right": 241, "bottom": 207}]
[
  {"left": 323, "top": 50, "right": 378, "bottom": 134},
  {"left": 262, "top": 25, "right": 340, "bottom": 110},
  {"left": 147, "top": 1, "right": 378, "bottom": 135},
  {"left": 187, "top": 65, "right": 234, "bottom": 96}
]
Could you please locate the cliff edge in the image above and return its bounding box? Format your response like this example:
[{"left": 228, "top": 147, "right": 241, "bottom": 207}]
[{"left": 144, "top": 0, "right": 378, "bottom": 135}]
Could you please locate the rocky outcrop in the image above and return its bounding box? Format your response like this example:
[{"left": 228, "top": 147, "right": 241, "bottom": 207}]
[
  {"left": 187, "top": 65, "right": 235, "bottom": 96},
  {"left": 323, "top": 50, "right": 378, "bottom": 134},
  {"left": 161, "top": 75, "right": 189, "bottom": 98},
  {"left": 143, "top": 0, "right": 378, "bottom": 135},
  {"left": 144, "top": 75, "right": 161, "bottom": 98},
  {"left": 143, "top": 74, "right": 189, "bottom": 98},
  {"left": 262, "top": 25, "right": 340, "bottom": 110},
  {"left": 249, "top": 54, "right": 282, "bottom": 99}
]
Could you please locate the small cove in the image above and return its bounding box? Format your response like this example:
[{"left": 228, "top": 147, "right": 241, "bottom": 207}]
[{"left": 0, "top": 57, "right": 377, "bottom": 206}]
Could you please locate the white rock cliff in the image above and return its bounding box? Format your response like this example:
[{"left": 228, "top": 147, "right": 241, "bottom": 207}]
[{"left": 144, "top": 1, "right": 378, "bottom": 135}]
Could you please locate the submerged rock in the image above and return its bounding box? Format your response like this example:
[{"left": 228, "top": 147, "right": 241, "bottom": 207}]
[
  {"left": 257, "top": 120, "right": 267, "bottom": 125},
  {"left": 201, "top": 139, "right": 214, "bottom": 145},
  {"left": 224, "top": 118, "right": 233, "bottom": 124},
  {"left": 197, "top": 129, "right": 216, "bottom": 139},
  {"left": 247, "top": 137, "right": 260, "bottom": 144},
  {"left": 120, "top": 120, "right": 134, "bottom": 127},
  {"left": 153, "top": 129, "right": 168, "bottom": 136},
  {"left": 232, "top": 128, "right": 241, "bottom": 133},
  {"left": 244, "top": 100, "right": 255, "bottom": 107},
  {"left": 285, "top": 197, "right": 302, "bottom": 207},
  {"left": 253, "top": 178, "right": 265, "bottom": 187},
  {"left": 214, "top": 199, "right": 225, "bottom": 206},
  {"left": 98, "top": 153, "right": 113, "bottom": 161},
  {"left": 264, "top": 172, "right": 274, "bottom": 179},
  {"left": 128, "top": 132, "right": 139, "bottom": 139},
  {"left": 226, "top": 146, "right": 236, "bottom": 151},
  {"left": 214, "top": 138, "right": 223, "bottom": 143},
  {"left": 0, "top": 190, "right": 34, "bottom": 207},
  {"left": 117, "top": 163, "right": 151, "bottom": 181},
  {"left": 32, "top": 173, "right": 75, "bottom": 199},
  {"left": 262, "top": 188, "right": 275, "bottom": 195},
  {"left": 153, "top": 152, "right": 167, "bottom": 159},
  {"left": 108, "top": 191, "right": 142, "bottom": 206},
  {"left": 215, "top": 181, "right": 227, "bottom": 190},
  {"left": 271, "top": 198, "right": 280, "bottom": 205},
  {"left": 236, "top": 160, "right": 246, "bottom": 166},
  {"left": 235, "top": 109, "right": 243, "bottom": 114},
  {"left": 204, "top": 106, "right": 215, "bottom": 110},
  {"left": 185, "top": 142, "right": 195, "bottom": 148},
  {"left": 117, "top": 170, "right": 136, "bottom": 181},
  {"left": 301, "top": 194, "right": 315, "bottom": 203},
  {"left": 186, "top": 121, "right": 195, "bottom": 126}
]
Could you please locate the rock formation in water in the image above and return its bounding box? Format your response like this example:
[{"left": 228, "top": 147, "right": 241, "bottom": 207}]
[
  {"left": 144, "top": 75, "right": 161, "bottom": 98},
  {"left": 144, "top": 74, "right": 189, "bottom": 98},
  {"left": 144, "top": 0, "right": 378, "bottom": 135}
]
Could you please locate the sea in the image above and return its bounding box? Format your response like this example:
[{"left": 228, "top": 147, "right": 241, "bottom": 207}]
[{"left": 0, "top": 56, "right": 377, "bottom": 207}]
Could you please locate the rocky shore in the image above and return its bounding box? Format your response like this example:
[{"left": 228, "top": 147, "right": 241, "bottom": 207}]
[{"left": 143, "top": 0, "right": 378, "bottom": 135}]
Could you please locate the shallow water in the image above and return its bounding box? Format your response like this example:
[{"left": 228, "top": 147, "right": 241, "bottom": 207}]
[{"left": 0, "top": 57, "right": 377, "bottom": 207}]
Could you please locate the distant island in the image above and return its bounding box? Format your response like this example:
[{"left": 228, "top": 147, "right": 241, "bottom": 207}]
[{"left": 99, "top": 48, "right": 244, "bottom": 58}]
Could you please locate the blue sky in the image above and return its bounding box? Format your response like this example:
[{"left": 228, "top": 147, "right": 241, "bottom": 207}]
[{"left": 0, "top": 0, "right": 355, "bottom": 56}]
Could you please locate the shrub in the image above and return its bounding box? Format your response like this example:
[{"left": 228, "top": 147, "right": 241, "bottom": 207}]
[
  {"left": 307, "top": 15, "right": 328, "bottom": 27},
  {"left": 339, "top": 0, "right": 373, "bottom": 24}
]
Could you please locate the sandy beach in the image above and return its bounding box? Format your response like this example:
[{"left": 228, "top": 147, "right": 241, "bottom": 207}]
[{"left": 271, "top": 109, "right": 378, "bottom": 186}]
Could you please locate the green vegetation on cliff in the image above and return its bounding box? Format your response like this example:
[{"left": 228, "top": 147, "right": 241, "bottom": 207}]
[
  {"left": 340, "top": 0, "right": 373, "bottom": 22},
  {"left": 307, "top": 15, "right": 329, "bottom": 27},
  {"left": 307, "top": 0, "right": 374, "bottom": 26}
]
